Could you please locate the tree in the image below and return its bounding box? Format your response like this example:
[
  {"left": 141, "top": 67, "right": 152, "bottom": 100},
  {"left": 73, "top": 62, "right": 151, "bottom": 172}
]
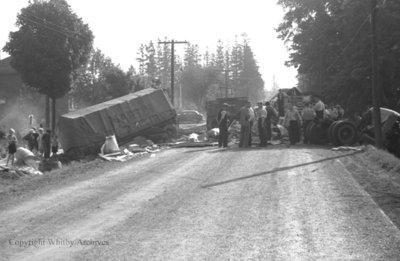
[
  {"left": 3, "top": 0, "right": 93, "bottom": 131},
  {"left": 230, "top": 35, "right": 243, "bottom": 96},
  {"left": 181, "top": 66, "right": 219, "bottom": 109},
  {"left": 214, "top": 40, "right": 225, "bottom": 70},
  {"left": 71, "top": 48, "right": 113, "bottom": 107},
  {"left": 239, "top": 41, "right": 264, "bottom": 103},
  {"left": 103, "top": 66, "right": 131, "bottom": 99},
  {"left": 277, "top": 0, "right": 400, "bottom": 114},
  {"left": 145, "top": 41, "right": 158, "bottom": 80}
]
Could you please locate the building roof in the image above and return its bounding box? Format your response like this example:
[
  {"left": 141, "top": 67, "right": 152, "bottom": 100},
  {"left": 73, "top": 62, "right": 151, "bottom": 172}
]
[
  {"left": 280, "top": 87, "right": 302, "bottom": 96},
  {"left": 0, "top": 56, "right": 17, "bottom": 74}
]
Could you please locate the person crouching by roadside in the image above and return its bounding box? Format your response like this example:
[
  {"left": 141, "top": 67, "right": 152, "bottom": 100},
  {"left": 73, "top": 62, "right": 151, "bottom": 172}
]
[
  {"left": 42, "top": 129, "right": 51, "bottom": 159},
  {"left": 239, "top": 102, "right": 251, "bottom": 148},
  {"left": 255, "top": 102, "right": 267, "bottom": 147},
  {"left": 217, "top": 103, "right": 231, "bottom": 148},
  {"left": 301, "top": 103, "right": 316, "bottom": 144},
  {"left": 284, "top": 105, "right": 303, "bottom": 146},
  {"left": 6, "top": 128, "right": 17, "bottom": 166}
]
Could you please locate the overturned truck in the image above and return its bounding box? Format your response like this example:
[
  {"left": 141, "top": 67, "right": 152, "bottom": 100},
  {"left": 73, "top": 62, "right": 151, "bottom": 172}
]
[{"left": 58, "top": 88, "right": 177, "bottom": 158}]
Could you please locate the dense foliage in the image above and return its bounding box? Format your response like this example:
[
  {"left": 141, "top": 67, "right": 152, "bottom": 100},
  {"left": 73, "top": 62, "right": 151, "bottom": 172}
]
[
  {"left": 3, "top": 0, "right": 93, "bottom": 129},
  {"left": 277, "top": 0, "right": 400, "bottom": 114}
]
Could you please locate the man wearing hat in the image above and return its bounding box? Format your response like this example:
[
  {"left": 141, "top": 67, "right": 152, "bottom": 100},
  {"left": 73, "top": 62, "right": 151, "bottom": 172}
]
[
  {"left": 216, "top": 103, "right": 231, "bottom": 148},
  {"left": 255, "top": 102, "right": 268, "bottom": 146}
]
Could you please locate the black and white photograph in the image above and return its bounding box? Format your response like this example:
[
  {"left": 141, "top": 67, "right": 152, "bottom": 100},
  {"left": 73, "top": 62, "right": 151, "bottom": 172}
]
[{"left": 1, "top": 0, "right": 400, "bottom": 260}]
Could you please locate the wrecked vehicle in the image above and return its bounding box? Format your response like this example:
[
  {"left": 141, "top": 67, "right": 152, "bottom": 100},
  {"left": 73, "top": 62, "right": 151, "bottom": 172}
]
[
  {"left": 359, "top": 107, "right": 400, "bottom": 157},
  {"left": 205, "top": 97, "right": 248, "bottom": 130},
  {"left": 58, "top": 88, "right": 177, "bottom": 158},
  {"left": 177, "top": 110, "right": 204, "bottom": 123}
]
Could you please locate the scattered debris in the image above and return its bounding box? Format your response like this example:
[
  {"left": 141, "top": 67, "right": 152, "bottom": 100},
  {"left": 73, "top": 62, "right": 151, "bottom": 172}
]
[
  {"left": 100, "top": 135, "right": 120, "bottom": 155},
  {"left": 188, "top": 133, "right": 200, "bottom": 143},
  {"left": 38, "top": 158, "right": 62, "bottom": 172},
  {"left": 207, "top": 128, "right": 219, "bottom": 139},
  {"left": 130, "top": 136, "right": 154, "bottom": 147}
]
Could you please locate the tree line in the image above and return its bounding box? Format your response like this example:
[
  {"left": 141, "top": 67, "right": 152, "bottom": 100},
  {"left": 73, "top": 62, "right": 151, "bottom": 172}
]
[
  {"left": 72, "top": 35, "right": 265, "bottom": 111},
  {"left": 277, "top": 0, "right": 400, "bottom": 114},
  {"left": 3, "top": 0, "right": 265, "bottom": 132}
]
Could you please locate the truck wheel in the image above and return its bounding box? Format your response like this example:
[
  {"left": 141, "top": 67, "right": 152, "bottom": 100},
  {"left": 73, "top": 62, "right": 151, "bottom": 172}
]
[
  {"left": 328, "top": 121, "right": 341, "bottom": 146},
  {"left": 309, "top": 122, "right": 330, "bottom": 144},
  {"left": 305, "top": 122, "right": 315, "bottom": 143},
  {"left": 334, "top": 121, "right": 358, "bottom": 146}
]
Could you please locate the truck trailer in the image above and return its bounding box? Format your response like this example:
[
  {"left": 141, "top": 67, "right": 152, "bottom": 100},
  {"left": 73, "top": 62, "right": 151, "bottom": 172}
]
[{"left": 58, "top": 88, "right": 176, "bottom": 158}]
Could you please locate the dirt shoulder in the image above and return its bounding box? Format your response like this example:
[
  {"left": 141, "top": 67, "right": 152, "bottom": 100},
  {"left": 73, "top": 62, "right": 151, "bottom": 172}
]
[
  {"left": 0, "top": 152, "right": 155, "bottom": 210},
  {"left": 340, "top": 146, "right": 400, "bottom": 228}
]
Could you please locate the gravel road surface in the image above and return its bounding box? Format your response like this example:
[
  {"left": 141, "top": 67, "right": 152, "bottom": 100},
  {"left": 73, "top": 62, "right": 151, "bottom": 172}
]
[{"left": 1, "top": 145, "right": 400, "bottom": 260}]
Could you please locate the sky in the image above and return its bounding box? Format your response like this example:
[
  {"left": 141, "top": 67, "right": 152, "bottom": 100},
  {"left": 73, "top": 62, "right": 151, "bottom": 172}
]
[{"left": 0, "top": 0, "right": 297, "bottom": 91}]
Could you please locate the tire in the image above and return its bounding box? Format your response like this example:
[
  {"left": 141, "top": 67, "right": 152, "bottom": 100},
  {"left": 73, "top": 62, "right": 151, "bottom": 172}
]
[
  {"left": 333, "top": 121, "right": 358, "bottom": 146},
  {"left": 309, "top": 121, "right": 330, "bottom": 145},
  {"left": 305, "top": 122, "right": 315, "bottom": 143},
  {"left": 328, "top": 121, "right": 341, "bottom": 146}
]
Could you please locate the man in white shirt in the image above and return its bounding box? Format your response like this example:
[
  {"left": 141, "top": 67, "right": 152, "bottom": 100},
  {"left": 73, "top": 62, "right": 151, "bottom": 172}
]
[
  {"left": 248, "top": 103, "right": 256, "bottom": 147},
  {"left": 254, "top": 102, "right": 268, "bottom": 146},
  {"left": 314, "top": 97, "right": 325, "bottom": 121}
]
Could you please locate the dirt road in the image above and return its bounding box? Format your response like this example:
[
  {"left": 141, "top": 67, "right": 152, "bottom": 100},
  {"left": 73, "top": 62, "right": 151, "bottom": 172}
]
[{"left": 1, "top": 145, "right": 400, "bottom": 260}]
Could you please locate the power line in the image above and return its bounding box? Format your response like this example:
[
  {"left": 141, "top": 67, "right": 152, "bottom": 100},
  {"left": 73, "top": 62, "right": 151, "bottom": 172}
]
[
  {"left": 23, "top": 10, "right": 81, "bottom": 36},
  {"left": 19, "top": 13, "right": 86, "bottom": 40},
  {"left": 20, "top": 14, "right": 69, "bottom": 37},
  {"left": 19, "top": 14, "right": 72, "bottom": 38}
]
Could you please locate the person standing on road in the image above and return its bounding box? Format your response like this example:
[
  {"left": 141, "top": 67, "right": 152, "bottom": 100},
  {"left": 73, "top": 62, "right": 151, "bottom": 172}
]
[
  {"left": 239, "top": 102, "right": 251, "bottom": 148},
  {"left": 284, "top": 105, "right": 303, "bottom": 145},
  {"left": 255, "top": 102, "right": 268, "bottom": 147},
  {"left": 51, "top": 134, "right": 59, "bottom": 157},
  {"left": 265, "top": 102, "right": 278, "bottom": 143},
  {"left": 42, "top": 129, "right": 51, "bottom": 159},
  {"left": 314, "top": 97, "right": 325, "bottom": 122},
  {"left": 301, "top": 103, "right": 316, "bottom": 144},
  {"left": 216, "top": 103, "right": 231, "bottom": 148},
  {"left": 6, "top": 128, "right": 18, "bottom": 166},
  {"left": 248, "top": 103, "right": 255, "bottom": 147},
  {"left": 277, "top": 89, "right": 286, "bottom": 118},
  {"left": 23, "top": 128, "right": 39, "bottom": 153}
]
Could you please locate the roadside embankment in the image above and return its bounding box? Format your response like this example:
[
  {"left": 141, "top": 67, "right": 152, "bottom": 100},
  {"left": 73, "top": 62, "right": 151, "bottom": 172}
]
[{"left": 340, "top": 145, "right": 400, "bottom": 228}]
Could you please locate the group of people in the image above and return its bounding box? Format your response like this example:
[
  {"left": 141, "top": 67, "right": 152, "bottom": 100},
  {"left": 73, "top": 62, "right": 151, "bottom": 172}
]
[
  {"left": 216, "top": 97, "right": 345, "bottom": 148},
  {"left": 216, "top": 101, "right": 278, "bottom": 148},
  {"left": 4, "top": 126, "right": 59, "bottom": 166},
  {"left": 284, "top": 97, "right": 345, "bottom": 145}
]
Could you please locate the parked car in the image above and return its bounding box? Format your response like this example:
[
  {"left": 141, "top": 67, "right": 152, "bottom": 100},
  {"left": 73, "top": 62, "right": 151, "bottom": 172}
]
[{"left": 177, "top": 110, "right": 204, "bottom": 123}]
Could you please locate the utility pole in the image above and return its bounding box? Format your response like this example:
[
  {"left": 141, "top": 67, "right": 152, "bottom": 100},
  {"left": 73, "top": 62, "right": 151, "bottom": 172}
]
[
  {"left": 158, "top": 39, "right": 188, "bottom": 105},
  {"left": 371, "top": 0, "right": 383, "bottom": 148}
]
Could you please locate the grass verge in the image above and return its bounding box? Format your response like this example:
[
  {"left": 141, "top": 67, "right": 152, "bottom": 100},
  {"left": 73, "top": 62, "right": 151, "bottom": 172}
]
[{"left": 341, "top": 145, "right": 400, "bottom": 228}]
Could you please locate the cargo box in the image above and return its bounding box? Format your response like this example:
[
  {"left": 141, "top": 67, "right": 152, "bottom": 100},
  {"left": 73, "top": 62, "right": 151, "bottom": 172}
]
[{"left": 58, "top": 88, "right": 176, "bottom": 157}]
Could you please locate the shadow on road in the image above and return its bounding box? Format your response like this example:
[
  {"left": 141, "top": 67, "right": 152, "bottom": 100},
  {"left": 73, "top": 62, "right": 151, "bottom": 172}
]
[{"left": 201, "top": 150, "right": 364, "bottom": 188}]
